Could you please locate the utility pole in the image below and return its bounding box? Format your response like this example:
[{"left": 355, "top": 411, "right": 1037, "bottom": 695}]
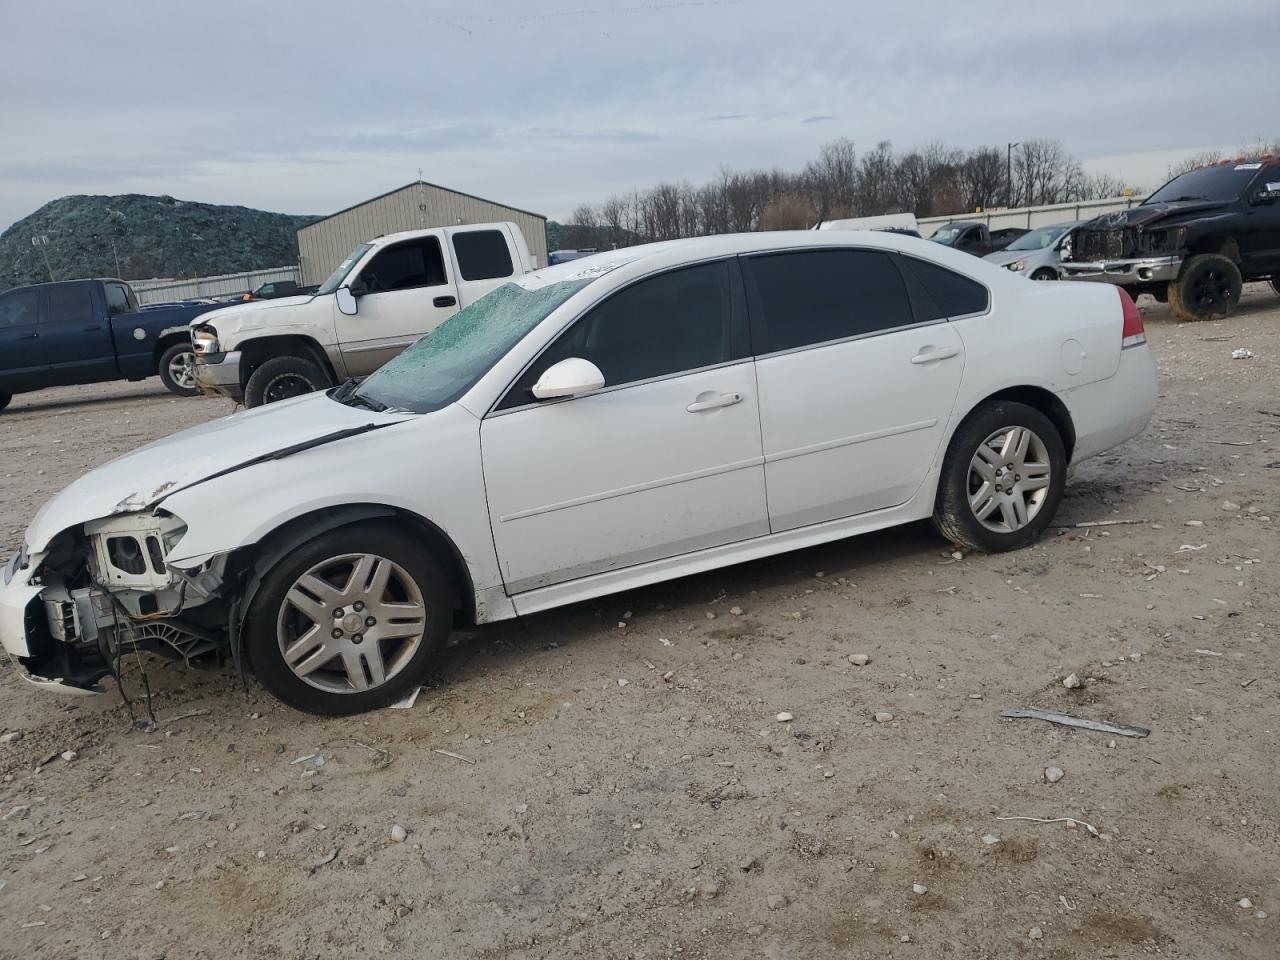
[
  {"left": 1006, "top": 142, "right": 1020, "bottom": 208},
  {"left": 31, "top": 235, "right": 54, "bottom": 281}
]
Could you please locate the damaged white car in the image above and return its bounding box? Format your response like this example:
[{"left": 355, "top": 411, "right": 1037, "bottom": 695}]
[{"left": 1, "top": 232, "right": 1157, "bottom": 715}]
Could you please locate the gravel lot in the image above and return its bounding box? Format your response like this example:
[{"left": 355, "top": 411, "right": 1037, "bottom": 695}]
[{"left": 1, "top": 287, "right": 1278, "bottom": 959}]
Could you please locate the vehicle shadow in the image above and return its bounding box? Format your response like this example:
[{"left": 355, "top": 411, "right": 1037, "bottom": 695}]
[
  {"left": 8, "top": 385, "right": 180, "bottom": 415},
  {"left": 436, "top": 520, "right": 942, "bottom": 683}
]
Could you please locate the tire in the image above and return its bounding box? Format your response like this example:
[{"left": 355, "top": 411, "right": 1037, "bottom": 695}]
[
  {"left": 244, "top": 522, "right": 452, "bottom": 715},
  {"left": 0, "top": 392, "right": 11, "bottom": 412},
  {"left": 932, "top": 401, "right": 1067, "bottom": 553},
  {"left": 1168, "top": 253, "right": 1242, "bottom": 322},
  {"left": 244, "top": 355, "right": 330, "bottom": 408},
  {"left": 158, "top": 342, "right": 200, "bottom": 397},
  {"left": 1030, "top": 268, "right": 1057, "bottom": 281},
  {"left": 1121, "top": 285, "right": 1143, "bottom": 302},
  {"left": 1270, "top": 277, "right": 1280, "bottom": 297}
]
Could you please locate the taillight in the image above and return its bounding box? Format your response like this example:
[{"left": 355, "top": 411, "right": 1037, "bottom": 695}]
[{"left": 1119, "top": 288, "right": 1146, "bottom": 348}]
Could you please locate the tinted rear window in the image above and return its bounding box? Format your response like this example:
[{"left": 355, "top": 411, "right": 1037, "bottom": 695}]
[
  {"left": 43, "top": 284, "right": 96, "bottom": 325},
  {"left": 453, "top": 230, "right": 515, "bottom": 282},
  {"left": 901, "top": 258, "right": 989, "bottom": 320},
  {"left": 745, "top": 249, "right": 914, "bottom": 353}
]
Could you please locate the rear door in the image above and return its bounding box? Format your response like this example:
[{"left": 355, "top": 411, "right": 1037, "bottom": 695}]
[
  {"left": 743, "top": 248, "right": 968, "bottom": 532},
  {"left": 447, "top": 226, "right": 519, "bottom": 307},
  {"left": 335, "top": 234, "right": 460, "bottom": 375},
  {"left": 40, "top": 283, "right": 116, "bottom": 385},
  {"left": 0, "top": 289, "right": 47, "bottom": 391}
]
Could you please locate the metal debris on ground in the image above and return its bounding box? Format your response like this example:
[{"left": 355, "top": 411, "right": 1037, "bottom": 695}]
[
  {"left": 388, "top": 686, "right": 422, "bottom": 709},
  {"left": 1230, "top": 348, "right": 1254, "bottom": 359},
  {"left": 996, "top": 814, "right": 1100, "bottom": 837},
  {"left": 1000, "top": 708, "right": 1151, "bottom": 738},
  {"left": 158, "top": 708, "right": 212, "bottom": 726},
  {"left": 433, "top": 749, "right": 475, "bottom": 765},
  {"left": 308, "top": 848, "right": 338, "bottom": 874},
  {"left": 1070, "top": 519, "right": 1149, "bottom": 528}
]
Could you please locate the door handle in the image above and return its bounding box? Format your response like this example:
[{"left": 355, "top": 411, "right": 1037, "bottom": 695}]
[
  {"left": 910, "top": 346, "right": 960, "bottom": 364},
  {"left": 83, "top": 325, "right": 101, "bottom": 332},
  {"left": 20, "top": 332, "right": 39, "bottom": 340},
  {"left": 686, "top": 392, "right": 743, "bottom": 413},
  {"left": 433, "top": 295, "right": 457, "bottom": 308}
]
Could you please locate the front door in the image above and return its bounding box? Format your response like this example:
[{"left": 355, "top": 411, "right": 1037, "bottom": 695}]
[
  {"left": 742, "top": 248, "right": 967, "bottom": 532},
  {"left": 335, "top": 234, "right": 460, "bottom": 376},
  {"left": 481, "top": 259, "right": 768, "bottom": 594}
]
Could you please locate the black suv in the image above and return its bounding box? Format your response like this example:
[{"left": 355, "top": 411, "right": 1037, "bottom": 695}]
[{"left": 1059, "top": 158, "right": 1280, "bottom": 321}]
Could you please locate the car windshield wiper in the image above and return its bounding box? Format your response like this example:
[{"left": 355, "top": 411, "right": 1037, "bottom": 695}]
[{"left": 331, "top": 377, "right": 387, "bottom": 412}]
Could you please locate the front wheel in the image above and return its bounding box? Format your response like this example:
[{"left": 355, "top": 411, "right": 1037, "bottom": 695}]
[
  {"left": 1168, "top": 253, "right": 1242, "bottom": 322},
  {"left": 158, "top": 343, "right": 200, "bottom": 397},
  {"left": 0, "top": 392, "right": 11, "bottom": 412},
  {"left": 1270, "top": 277, "right": 1280, "bottom": 298},
  {"left": 933, "top": 401, "right": 1067, "bottom": 553},
  {"left": 1030, "top": 268, "right": 1058, "bottom": 281},
  {"left": 244, "top": 355, "right": 330, "bottom": 408},
  {"left": 244, "top": 522, "right": 452, "bottom": 715}
]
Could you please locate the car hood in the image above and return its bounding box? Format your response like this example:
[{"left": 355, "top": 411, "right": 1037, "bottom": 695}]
[
  {"left": 23, "top": 393, "right": 413, "bottom": 553},
  {"left": 983, "top": 248, "right": 1043, "bottom": 267},
  {"left": 1079, "top": 200, "right": 1228, "bottom": 230},
  {"left": 199, "top": 294, "right": 330, "bottom": 337}
]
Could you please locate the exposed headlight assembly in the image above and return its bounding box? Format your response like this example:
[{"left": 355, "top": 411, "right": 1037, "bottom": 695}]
[
  {"left": 85, "top": 513, "right": 187, "bottom": 590},
  {"left": 191, "top": 325, "right": 220, "bottom": 355}
]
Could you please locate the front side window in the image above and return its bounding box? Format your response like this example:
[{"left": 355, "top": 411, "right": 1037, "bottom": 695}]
[
  {"left": 42, "top": 285, "right": 95, "bottom": 325},
  {"left": 0, "top": 290, "right": 39, "bottom": 328},
  {"left": 499, "top": 260, "right": 737, "bottom": 409},
  {"left": 105, "top": 283, "right": 132, "bottom": 315},
  {"left": 901, "top": 257, "right": 990, "bottom": 321},
  {"left": 359, "top": 238, "right": 447, "bottom": 293},
  {"left": 316, "top": 243, "right": 372, "bottom": 295},
  {"left": 744, "top": 249, "right": 914, "bottom": 354},
  {"left": 453, "top": 230, "right": 515, "bottom": 281},
  {"left": 350, "top": 278, "right": 593, "bottom": 414}
]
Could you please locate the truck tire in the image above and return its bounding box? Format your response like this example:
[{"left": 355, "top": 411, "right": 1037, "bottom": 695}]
[
  {"left": 0, "top": 392, "right": 11, "bottom": 412},
  {"left": 1168, "top": 254, "right": 1242, "bottom": 322},
  {"left": 244, "top": 355, "right": 330, "bottom": 408},
  {"left": 158, "top": 342, "right": 200, "bottom": 397},
  {"left": 1271, "top": 277, "right": 1280, "bottom": 297}
]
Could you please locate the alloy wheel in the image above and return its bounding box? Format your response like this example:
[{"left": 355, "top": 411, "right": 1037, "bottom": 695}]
[
  {"left": 276, "top": 553, "right": 428, "bottom": 694},
  {"left": 168, "top": 350, "right": 197, "bottom": 390},
  {"left": 966, "top": 426, "right": 1052, "bottom": 534},
  {"left": 1191, "top": 267, "right": 1231, "bottom": 311}
]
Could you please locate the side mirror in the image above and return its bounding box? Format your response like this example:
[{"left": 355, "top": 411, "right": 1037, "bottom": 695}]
[
  {"left": 335, "top": 286, "right": 358, "bottom": 316},
  {"left": 348, "top": 278, "right": 368, "bottom": 297},
  {"left": 531, "top": 357, "right": 605, "bottom": 401}
]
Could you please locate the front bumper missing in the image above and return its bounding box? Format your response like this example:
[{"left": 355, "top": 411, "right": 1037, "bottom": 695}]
[
  {"left": 1059, "top": 256, "right": 1182, "bottom": 286},
  {"left": 193, "top": 350, "right": 244, "bottom": 401}
]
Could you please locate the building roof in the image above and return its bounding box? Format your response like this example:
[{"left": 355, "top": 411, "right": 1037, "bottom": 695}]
[{"left": 298, "top": 180, "right": 547, "bottom": 234}]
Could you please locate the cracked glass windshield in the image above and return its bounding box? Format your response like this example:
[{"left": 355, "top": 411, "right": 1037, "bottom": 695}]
[{"left": 346, "top": 278, "right": 593, "bottom": 413}]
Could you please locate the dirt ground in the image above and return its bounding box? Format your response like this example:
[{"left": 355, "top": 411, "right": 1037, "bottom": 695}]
[{"left": 1, "top": 286, "right": 1278, "bottom": 960}]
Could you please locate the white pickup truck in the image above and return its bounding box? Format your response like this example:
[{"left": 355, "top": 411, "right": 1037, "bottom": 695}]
[{"left": 191, "top": 222, "right": 537, "bottom": 406}]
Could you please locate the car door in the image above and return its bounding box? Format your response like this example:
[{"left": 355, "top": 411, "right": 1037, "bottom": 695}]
[
  {"left": 0, "top": 289, "right": 47, "bottom": 390},
  {"left": 1240, "top": 163, "right": 1280, "bottom": 271},
  {"left": 742, "top": 247, "right": 969, "bottom": 532},
  {"left": 480, "top": 259, "right": 768, "bottom": 594},
  {"left": 40, "top": 283, "right": 116, "bottom": 385},
  {"left": 447, "top": 226, "right": 518, "bottom": 308},
  {"left": 334, "top": 234, "right": 460, "bottom": 375}
]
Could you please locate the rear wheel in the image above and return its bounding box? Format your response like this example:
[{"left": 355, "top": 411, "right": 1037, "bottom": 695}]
[
  {"left": 1270, "top": 277, "right": 1280, "bottom": 297},
  {"left": 1168, "top": 253, "right": 1241, "bottom": 322},
  {"left": 933, "top": 401, "right": 1067, "bottom": 553},
  {"left": 244, "top": 522, "right": 452, "bottom": 715},
  {"left": 244, "top": 355, "right": 330, "bottom": 408},
  {"left": 158, "top": 342, "right": 200, "bottom": 397}
]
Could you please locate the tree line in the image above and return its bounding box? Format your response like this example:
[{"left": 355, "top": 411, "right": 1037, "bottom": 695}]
[{"left": 561, "top": 137, "right": 1131, "bottom": 249}]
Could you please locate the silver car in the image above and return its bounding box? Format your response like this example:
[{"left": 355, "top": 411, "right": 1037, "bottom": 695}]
[{"left": 983, "top": 222, "right": 1081, "bottom": 280}]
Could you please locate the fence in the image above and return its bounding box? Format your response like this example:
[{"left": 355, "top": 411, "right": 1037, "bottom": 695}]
[
  {"left": 131, "top": 265, "right": 301, "bottom": 304},
  {"left": 917, "top": 195, "right": 1145, "bottom": 238}
]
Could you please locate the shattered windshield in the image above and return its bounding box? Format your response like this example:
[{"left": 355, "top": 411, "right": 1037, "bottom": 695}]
[
  {"left": 1144, "top": 165, "right": 1261, "bottom": 205},
  {"left": 316, "top": 243, "right": 372, "bottom": 295},
  {"left": 350, "top": 278, "right": 593, "bottom": 414}
]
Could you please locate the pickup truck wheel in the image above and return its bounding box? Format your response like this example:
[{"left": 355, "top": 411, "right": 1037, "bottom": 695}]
[
  {"left": 0, "top": 392, "right": 11, "bottom": 412},
  {"left": 244, "top": 355, "right": 330, "bottom": 408},
  {"left": 158, "top": 343, "right": 200, "bottom": 397},
  {"left": 244, "top": 522, "right": 451, "bottom": 715},
  {"left": 1168, "top": 253, "right": 1242, "bottom": 322},
  {"left": 932, "top": 401, "right": 1066, "bottom": 553},
  {"left": 1271, "top": 277, "right": 1280, "bottom": 297}
]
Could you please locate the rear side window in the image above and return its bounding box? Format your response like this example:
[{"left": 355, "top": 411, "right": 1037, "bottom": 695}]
[
  {"left": 105, "top": 283, "right": 132, "bottom": 316},
  {"left": 42, "top": 285, "right": 95, "bottom": 325},
  {"left": 360, "top": 237, "right": 447, "bottom": 292},
  {"left": 453, "top": 230, "right": 515, "bottom": 281},
  {"left": 745, "top": 249, "right": 914, "bottom": 353},
  {"left": 498, "top": 260, "right": 738, "bottom": 409},
  {"left": 904, "top": 257, "right": 990, "bottom": 320},
  {"left": 0, "top": 290, "right": 39, "bottom": 328}
]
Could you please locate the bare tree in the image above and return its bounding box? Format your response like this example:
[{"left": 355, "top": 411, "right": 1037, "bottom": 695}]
[
  {"left": 1166, "top": 150, "right": 1223, "bottom": 179},
  {"left": 759, "top": 194, "right": 817, "bottom": 231},
  {"left": 803, "top": 137, "right": 858, "bottom": 223},
  {"left": 959, "top": 146, "right": 1006, "bottom": 211}
]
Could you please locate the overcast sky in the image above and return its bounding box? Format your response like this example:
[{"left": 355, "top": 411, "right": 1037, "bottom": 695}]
[{"left": 1, "top": 0, "right": 1274, "bottom": 231}]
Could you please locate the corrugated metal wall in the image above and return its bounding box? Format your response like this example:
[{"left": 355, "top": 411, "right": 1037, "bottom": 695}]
[
  {"left": 132, "top": 266, "right": 300, "bottom": 304},
  {"left": 917, "top": 195, "right": 1145, "bottom": 238},
  {"left": 297, "top": 183, "right": 548, "bottom": 285}
]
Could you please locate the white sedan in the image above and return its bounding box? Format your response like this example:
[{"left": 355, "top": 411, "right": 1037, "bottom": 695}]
[{"left": 0, "top": 231, "right": 1157, "bottom": 714}]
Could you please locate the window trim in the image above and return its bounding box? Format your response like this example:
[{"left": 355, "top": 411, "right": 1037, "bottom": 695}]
[
  {"left": 38, "top": 283, "right": 97, "bottom": 327},
  {"left": 0, "top": 289, "right": 40, "bottom": 328},
  {"left": 487, "top": 256, "right": 751, "bottom": 417},
  {"left": 450, "top": 228, "right": 516, "bottom": 283},
  {"left": 896, "top": 252, "right": 993, "bottom": 323},
  {"left": 740, "top": 246, "right": 929, "bottom": 360},
  {"left": 356, "top": 235, "right": 450, "bottom": 294}
]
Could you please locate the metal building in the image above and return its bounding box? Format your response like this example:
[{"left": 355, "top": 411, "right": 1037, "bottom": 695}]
[{"left": 297, "top": 181, "right": 548, "bottom": 285}]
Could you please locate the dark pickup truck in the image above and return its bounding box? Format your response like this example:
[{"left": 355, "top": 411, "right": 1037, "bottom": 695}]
[
  {"left": 0, "top": 278, "right": 226, "bottom": 411},
  {"left": 1059, "top": 158, "right": 1280, "bottom": 321},
  {"left": 929, "top": 221, "right": 1028, "bottom": 257}
]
